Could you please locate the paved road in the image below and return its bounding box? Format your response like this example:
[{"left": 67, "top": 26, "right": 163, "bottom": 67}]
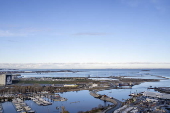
[
  {"left": 89, "top": 91, "right": 122, "bottom": 113},
  {"left": 105, "top": 98, "right": 122, "bottom": 113}
]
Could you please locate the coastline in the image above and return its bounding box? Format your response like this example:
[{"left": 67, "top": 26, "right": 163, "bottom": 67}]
[{"left": 0, "top": 69, "right": 170, "bottom": 113}]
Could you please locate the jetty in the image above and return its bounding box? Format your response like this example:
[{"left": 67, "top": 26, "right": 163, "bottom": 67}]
[
  {"left": 90, "top": 91, "right": 101, "bottom": 98},
  {"left": 89, "top": 91, "right": 122, "bottom": 113}
]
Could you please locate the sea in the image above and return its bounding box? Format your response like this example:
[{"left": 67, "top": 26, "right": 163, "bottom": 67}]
[{"left": 1, "top": 69, "right": 170, "bottom": 113}]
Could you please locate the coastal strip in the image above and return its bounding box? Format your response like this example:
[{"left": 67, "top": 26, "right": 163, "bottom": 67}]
[{"left": 89, "top": 91, "right": 122, "bottom": 113}]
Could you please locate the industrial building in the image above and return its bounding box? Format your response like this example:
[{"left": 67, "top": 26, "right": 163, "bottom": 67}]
[{"left": 0, "top": 74, "right": 12, "bottom": 85}]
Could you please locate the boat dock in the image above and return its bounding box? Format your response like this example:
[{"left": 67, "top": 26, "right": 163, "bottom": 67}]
[
  {"left": 12, "top": 98, "right": 35, "bottom": 113},
  {"left": 30, "top": 96, "right": 52, "bottom": 106}
]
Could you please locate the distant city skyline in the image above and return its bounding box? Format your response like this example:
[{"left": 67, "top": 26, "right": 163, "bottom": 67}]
[{"left": 1, "top": 0, "right": 170, "bottom": 69}]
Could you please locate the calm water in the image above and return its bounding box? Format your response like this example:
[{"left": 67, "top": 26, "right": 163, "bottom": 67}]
[
  {"left": 26, "top": 90, "right": 111, "bottom": 113},
  {"left": 98, "top": 79, "right": 170, "bottom": 101},
  {"left": 19, "top": 69, "right": 170, "bottom": 78},
  {"left": 1, "top": 69, "right": 170, "bottom": 113},
  {"left": 2, "top": 90, "right": 111, "bottom": 113}
]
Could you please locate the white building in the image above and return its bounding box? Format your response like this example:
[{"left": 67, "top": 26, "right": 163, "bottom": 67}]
[
  {"left": 143, "top": 91, "right": 170, "bottom": 99},
  {"left": 91, "top": 84, "right": 98, "bottom": 87},
  {"left": 64, "top": 84, "right": 78, "bottom": 87}
]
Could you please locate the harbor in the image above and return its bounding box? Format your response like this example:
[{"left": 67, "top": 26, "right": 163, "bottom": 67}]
[
  {"left": 0, "top": 69, "right": 170, "bottom": 112},
  {"left": 0, "top": 90, "right": 111, "bottom": 113},
  {"left": 1, "top": 0, "right": 170, "bottom": 112},
  {"left": 30, "top": 96, "right": 52, "bottom": 106},
  {"left": 12, "top": 98, "right": 35, "bottom": 113}
]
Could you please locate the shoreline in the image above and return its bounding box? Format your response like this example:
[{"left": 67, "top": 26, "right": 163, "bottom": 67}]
[{"left": 0, "top": 70, "right": 170, "bottom": 113}]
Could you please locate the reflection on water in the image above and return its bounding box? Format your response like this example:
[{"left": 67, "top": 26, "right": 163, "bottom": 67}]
[
  {"left": 1, "top": 69, "right": 170, "bottom": 113},
  {"left": 2, "top": 79, "right": 170, "bottom": 113},
  {"left": 20, "top": 69, "right": 170, "bottom": 78},
  {"left": 2, "top": 102, "right": 17, "bottom": 113},
  {"left": 2, "top": 90, "right": 111, "bottom": 113},
  {"left": 98, "top": 79, "right": 170, "bottom": 101}
]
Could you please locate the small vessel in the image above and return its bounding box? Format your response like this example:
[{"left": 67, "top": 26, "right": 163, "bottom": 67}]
[
  {"left": 61, "top": 98, "right": 67, "bottom": 101},
  {"left": 27, "top": 110, "right": 35, "bottom": 113},
  {"left": 55, "top": 94, "right": 60, "bottom": 97},
  {"left": 129, "top": 93, "right": 135, "bottom": 96},
  {"left": 20, "top": 111, "right": 26, "bottom": 113}
]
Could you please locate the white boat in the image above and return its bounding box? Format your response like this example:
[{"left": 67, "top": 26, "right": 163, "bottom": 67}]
[
  {"left": 129, "top": 93, "right": 135, "bottom": 96},
  {"left": 28, "top": 110, "right": 35, "bottom": 113}
]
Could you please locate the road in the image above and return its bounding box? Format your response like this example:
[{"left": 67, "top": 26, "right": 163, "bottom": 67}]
[
  {"left": 105, "top": 98, "right": 122, "bottom": 113},
  {"left": 89, "top": 91, "right": 122, "bottom": 113}
]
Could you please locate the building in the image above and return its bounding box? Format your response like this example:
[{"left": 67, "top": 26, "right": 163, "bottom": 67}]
[
  {"left": 89, "top": 83, "right": 98, "bottom": 88},
  {"left": 63, "top": 84, "right": 78, "bottom": 87},
  {"left": 0, "top": 74, "right": 12, "bottom": 85},
  {"left": 143, "top": 91, "right": 170, "bottom": 99}
]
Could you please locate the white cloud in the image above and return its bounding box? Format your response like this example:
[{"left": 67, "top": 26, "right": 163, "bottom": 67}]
[
  {"left": 0, "top": 62, "right": 170, "bottom": 69},
  {"left": 73, "top": 32, "right": 108, "bottom": 36},
  {"left": 0, "top": 30, "right": 30, "bottom": 37},
  {"left": 0, "top": 27, "right": 52, "bottom": 37}
]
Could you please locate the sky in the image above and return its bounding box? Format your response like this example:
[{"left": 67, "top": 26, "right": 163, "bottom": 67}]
[{"left": 0, "top": 0, "right": 170, "bottom": 69}]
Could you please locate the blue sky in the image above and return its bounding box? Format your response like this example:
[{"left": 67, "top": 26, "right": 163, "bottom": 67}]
[{"left": 0, "top": 0, "right": 170, "bottom": 68}]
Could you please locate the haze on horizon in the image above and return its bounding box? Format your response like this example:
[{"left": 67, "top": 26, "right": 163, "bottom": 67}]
[{"left": 0, "top": 0, "right": 170, "bottom": 69}]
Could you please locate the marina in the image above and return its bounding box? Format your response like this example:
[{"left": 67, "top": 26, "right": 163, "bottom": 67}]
[
  {"left": 0, "top": 69, "right": 170, "bottom": 113},
  {"left": 1, "top": 0, "right": 170, "bottom": 112},
  {"left": 12, "top": 98, "right": 35, "bottom": 113},
  {"left": 31, "top": 96, "right": 52, "bottom": 106}
]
